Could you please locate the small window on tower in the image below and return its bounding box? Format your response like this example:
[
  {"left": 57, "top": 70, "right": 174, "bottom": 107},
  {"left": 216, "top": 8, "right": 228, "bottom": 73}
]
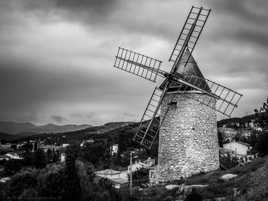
[{"left": 168, "top": 101, "right": 177, "bottom": 107}]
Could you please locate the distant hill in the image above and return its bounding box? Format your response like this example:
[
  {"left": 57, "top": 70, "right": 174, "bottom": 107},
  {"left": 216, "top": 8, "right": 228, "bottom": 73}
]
[
  {"left": 0, "top": 132, "right": 19, "bottom": 141},
  {"left": 0, "top": 121, "right": 91, "bottom": 135},
  {"left": 218, "top": 112, "right": 268, "bottom": 127}
]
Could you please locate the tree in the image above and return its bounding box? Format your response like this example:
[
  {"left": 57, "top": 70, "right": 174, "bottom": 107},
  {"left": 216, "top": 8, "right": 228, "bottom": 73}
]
[
  {"left": 80, "top": 142, "right": 107, "bottom": 167},
  {"left": 76, "top": 160, "right": 95, "bottom": 201},
  {"left": 33, "top": 149, "right": 47, "bottom": 169},
  {"left": 185, "top": 188, "right": 203, "bottom": 201},
  {"left": 94, "top": 178, "right": 121, "bottom": 201},
  {"left": 254, "top": 96, "right": 268, "bottom": 128},
  {"left": 129, "top": 168, "right": 149, "bottom": 186},
  {"left": 62, "top": 144, "right": 81, "bottom": 201},
  {"left": 46, "top": 148, "right": 53, "bottom": 162},
  {"left": 217, "top": 130, "right": 224, "bottom": 147},
  {"left": 260, "top": 97, "right": 268, "bottom": 112},
  {"left": 21, "top": 141, "right": 33, "bottom": 152},
  {"left": 37, "top": 164, "right": 65, "bottom": 199},
  {"left": 18, "top": 188, "right": 39, "bottom": 201},
  {"left": 4, "top": 159, "right": 24, "bottom": 175},
  {"left": 6, "top": 168, "right": 38, "bottom": 200},
  {"left": 254, "top": 131, "right": 268, "bottom": 156}
]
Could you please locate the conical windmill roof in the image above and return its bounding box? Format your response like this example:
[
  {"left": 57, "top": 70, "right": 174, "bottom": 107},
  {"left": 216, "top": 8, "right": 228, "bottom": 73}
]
[
  {"left": 175, "top": 48, "right": 205, "bottom": 78},
  {"left": 160, "top": 48, "right": 210, "bottom": 92}
]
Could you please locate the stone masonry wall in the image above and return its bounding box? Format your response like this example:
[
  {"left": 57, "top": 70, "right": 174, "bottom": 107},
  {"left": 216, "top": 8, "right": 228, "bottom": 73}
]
[{"left": 157, "top": 92, "right": 219, "bottom": 182}]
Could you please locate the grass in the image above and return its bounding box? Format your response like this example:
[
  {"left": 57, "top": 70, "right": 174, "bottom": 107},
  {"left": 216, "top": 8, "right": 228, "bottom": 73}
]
[
  {"left": 177, "top": 156, "right": 268, "bottom": 200},
  {"left": 128, "top": 156, "right": 268, "bottom": 201}
]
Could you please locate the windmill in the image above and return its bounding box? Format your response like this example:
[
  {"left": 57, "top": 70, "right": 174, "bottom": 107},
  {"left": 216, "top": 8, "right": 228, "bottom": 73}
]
[{"left": 113, "top": 6, "right": 243, "bottom": 181}]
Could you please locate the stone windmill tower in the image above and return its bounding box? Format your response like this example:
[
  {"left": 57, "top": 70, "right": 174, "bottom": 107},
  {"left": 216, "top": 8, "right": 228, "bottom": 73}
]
[{"left": 113, "top": 6, "right": 243, "bottom": 182}]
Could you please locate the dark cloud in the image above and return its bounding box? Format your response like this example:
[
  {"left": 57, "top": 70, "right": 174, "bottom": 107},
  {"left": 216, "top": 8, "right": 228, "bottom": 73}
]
[
  {"left": 234, "top": 29, "right": 268, "bottom": 49},
  {"left": 0, "top": 53, "right": 151, "bottom": 124},
  {"left": 207, "top": 0, "right": 268, "bottom": 45},
  {"left": 20, "top": 0, "right": 119, "bottom": 24},
  {"left": 51, "top": 115, "right": 66, "bottom": 123},
  {"left": 208, "top": 0, "right": 268, "bottom": 23},
  {"left": 16, "top": 0, "right": 184, "bottom": 41},
  {"left": 56, "top": 0, "right": 117, "bottom": 13},
  {"left": 0, "top": 0, "right": 267, "bottom": 124}
]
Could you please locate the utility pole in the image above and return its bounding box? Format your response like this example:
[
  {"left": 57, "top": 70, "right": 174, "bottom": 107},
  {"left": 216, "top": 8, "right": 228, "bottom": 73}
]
[{"left": 129, "top": 151, "right": 133, "bottom": 196}]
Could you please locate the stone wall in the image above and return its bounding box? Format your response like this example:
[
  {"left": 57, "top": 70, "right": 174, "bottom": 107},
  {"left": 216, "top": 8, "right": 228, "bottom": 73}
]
[{"left": 157, "top": 92, "right": 219, "bottom": 182}]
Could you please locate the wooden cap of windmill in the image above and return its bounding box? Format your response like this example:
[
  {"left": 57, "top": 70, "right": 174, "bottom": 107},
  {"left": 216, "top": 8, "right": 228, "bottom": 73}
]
[{"left": 160, "top": 48, "right": 210, "bottom": 91}]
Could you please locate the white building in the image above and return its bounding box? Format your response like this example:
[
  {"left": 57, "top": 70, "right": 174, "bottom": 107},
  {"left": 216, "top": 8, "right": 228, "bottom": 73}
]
[
  {"left": 223, "top": 141, "right": 251, "bottom": 156},
  {"left": 110, "top": 144, "right": 119, "bottom": 156},
  {"left": 0, "top": 177, "right": 10, "bottom": 183},
  {"left": 60, "top": 153, "right": 66, "bottom": 163},
  {"left": 62, "top": 143, "right": 70, "bottom": 148},
  {"left": 5, "top": 153, "right": 23, "bottom": 160},
  {"left": 80, "top": 140, "right": 94, "bottom": 147},
  {"left": 95, "top": 169, "right": 128, "bottom": 189},
  {"left": 143, "top": 157, "right": 155, "bottom": 167},
  {"left": 0, "top": 143, "right": 12, "bottom": 149}
]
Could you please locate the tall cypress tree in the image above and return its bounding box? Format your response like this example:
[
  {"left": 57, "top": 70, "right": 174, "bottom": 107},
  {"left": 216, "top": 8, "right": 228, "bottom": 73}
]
[{"left": 62, "top": 144, "right": 81, "bottom": 201}]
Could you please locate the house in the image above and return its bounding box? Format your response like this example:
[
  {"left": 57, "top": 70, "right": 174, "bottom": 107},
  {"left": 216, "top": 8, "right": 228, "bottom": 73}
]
[
  {"left": 39, "top": 144, "right": 64, "bottom": 152},
  {"left": 128, "top": 161, "right": 144, "bottom": 173},
  {"left": 80, "top": 140, "right": 94, "bottom": 147},
  {"left": 95, "top": 157, "right": 155, "bottom": 189},
  {"left": 95, "top": 169, "right": 128, "bottom": 189},
  {"left": 0, "top": 177, "right": 10, "bottom": 183},
  {"left": 60, "top": 152, "right": 66, "bottom": 163},
  {"left": 223, "top": 141, "right": 252, "bottom": 156},
  {"left": 62, "top": 143, "right": 70, "bottom": 148},
  {"left": 238, "top": 129, "right": 253, "bottom": 139},
  {"left": 5, "top": 152, "right": 23, "bottom": 160},
  {"left": 149, "top": 166, "right": 158, "bottom": 184},
  {"left": 0, "top": 143, "right": 12, "bottom": 151},
  {"left": 0, "top": 154, "right": 10, "bottom": 161},
  {"left": 218, "top": 127, "right": 238, "bottom": 142},
  {"left": 110, "top": 144, "right": 118, "bottom": 156},
  {"left": 143, "top": 157, "right": 155, "bottom": 167}
]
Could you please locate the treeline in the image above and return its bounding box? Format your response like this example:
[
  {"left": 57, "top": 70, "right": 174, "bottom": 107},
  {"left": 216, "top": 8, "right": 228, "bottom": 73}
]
[{"left": 0, "top": 145, "right": 122, "bottom": 201}]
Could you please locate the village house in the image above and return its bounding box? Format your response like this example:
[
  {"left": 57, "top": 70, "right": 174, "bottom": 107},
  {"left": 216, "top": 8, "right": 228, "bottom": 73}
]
[
  {"left": 238, "top": 129, "right": 253, "bottom": 139},
  {"left": 95, "top": 169, "right": 128, "bottom": 189},
  {"left": 218, "top": 127, "right": 238, "bottom": 143},
  {"left": 223, "top": 141, "right": 252, "bottom": 156},
  {"left": 95, "top": 157, "right": 155, "bottom": 189},
  {"left": 80, "top": 139, "right": 94, "bottom": 147},
  {"left": 110, "top": 144, "right": 119, "bottom": 156},
  {"left": 0, "top": 177, "right": 10, "bottom": 183}
]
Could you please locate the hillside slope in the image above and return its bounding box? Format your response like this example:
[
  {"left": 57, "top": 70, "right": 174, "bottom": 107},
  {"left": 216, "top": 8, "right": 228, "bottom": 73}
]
[
  {"left": 0, "top": 121, "right": 90, "bottom": 135},
  {"left": 184, "top": 156, "right": 268, "bottom": 200}
]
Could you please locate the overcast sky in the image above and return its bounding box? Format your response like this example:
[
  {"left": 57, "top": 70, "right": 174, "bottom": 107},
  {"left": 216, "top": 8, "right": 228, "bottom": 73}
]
[{"left": 0, "top": 0, "right": 267, "bottom": 125}]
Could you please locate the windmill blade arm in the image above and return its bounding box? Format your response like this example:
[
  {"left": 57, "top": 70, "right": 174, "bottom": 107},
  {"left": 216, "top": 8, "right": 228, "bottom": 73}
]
[
  {"left": 169, "top": 6, "right": 211, "bottom": 72},
  {"left": 114, "top": 47, "right": 163, "bottom": 82},
  {"left": 170, "top": 74, "right": 243, "bottom": 117},
  {"left": 133, "top": 86, "right": 168, "bottom": 149}
]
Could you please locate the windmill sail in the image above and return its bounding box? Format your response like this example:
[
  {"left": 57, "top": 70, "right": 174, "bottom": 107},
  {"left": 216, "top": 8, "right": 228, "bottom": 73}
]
[
  {"left": 113, "top": 5, "right": 243, "bottom": 150},
  {"left": 170, "top": 74, "right": 243, "bottom": 117},
  {"left": 169, "top": 6, "right": 211, "bottom": 71},
  {"left": 114, "top": 47, "right": 163, "bottom": 82},
  {"left": 134, "top": 80, "right": 193, "bottom": 149},
  {"left": 133, "top": 87, "right": 163, "bottom": 149}
]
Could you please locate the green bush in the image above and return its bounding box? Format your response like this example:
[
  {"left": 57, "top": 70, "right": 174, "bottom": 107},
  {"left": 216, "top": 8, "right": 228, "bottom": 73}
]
[
  {"left": 129, "top": 167, "right": 149, "bottom": 186},
  {"left": 6, "top": 168, "right": 38, "bottom": 200},
  {"left": 254, "top": 131, "right": 268, "bottom": 156}
]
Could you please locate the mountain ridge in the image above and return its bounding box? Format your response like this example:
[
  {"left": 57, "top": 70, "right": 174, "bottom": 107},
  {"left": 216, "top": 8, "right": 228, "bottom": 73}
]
[{"left": 0, "top": 121, "right": 91, "bottom": 135}]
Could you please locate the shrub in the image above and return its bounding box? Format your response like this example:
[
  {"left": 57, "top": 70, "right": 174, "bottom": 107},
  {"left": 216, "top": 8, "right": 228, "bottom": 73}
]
[
  {"left": 6, "top": 168, "right": 38, "bottom": 199},
  {"left": 254, "top": 131, "right": 268, "bottom": 156},
  {"left": 129, "top": 167, "right": 149, "bottom": 186}
]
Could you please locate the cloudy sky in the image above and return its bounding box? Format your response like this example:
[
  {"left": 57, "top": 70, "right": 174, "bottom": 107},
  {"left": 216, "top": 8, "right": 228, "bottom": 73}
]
[{"left": 0, "top": 0, "right": 267, "bottom": 125}]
